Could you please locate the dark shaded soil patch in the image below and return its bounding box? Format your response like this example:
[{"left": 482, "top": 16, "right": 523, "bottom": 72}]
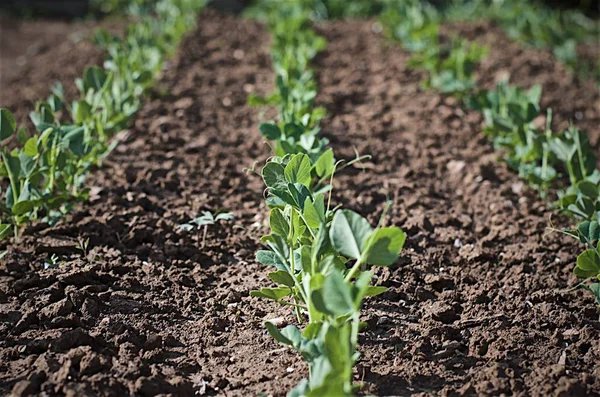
[
  {"left": 0, "top": 10, "right": 598, "bottom": 397},
  {"left": 0, "top": 16, "right": 125, "bottom": 125}
]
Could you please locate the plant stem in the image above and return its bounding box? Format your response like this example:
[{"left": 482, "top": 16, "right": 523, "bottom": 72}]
[
  {"left": 347, "top": 312, "right": 360, "bottom": 393},
  {"left": 288, "top": 216, "right": 304, "bottom": 323},
  {"left": 297, "top": 211, "right": 316, "bottom": 240},
  {"left": 344, "top": 257, "right": 364, "bottom": 282},
  {"left": 565, "top": 160, "right": 577, "bottom": 186},
  {"left": 281, "top": 300, "right": 307, "bottom": 310},
  {"left": 2, "top": 153, "right": 20, "bottom": 209}
]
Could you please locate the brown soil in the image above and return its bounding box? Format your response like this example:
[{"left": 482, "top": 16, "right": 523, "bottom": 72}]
[
  {"left": 0, "top": 16, "right": 124, "bottom": 125},
  {"left": 316, "top": 19, "right": 599, "bottom": 396},
  {"left": 443, "top": 21, "right": 600, "bottom": 149},
  {"left": 0, "top": 10, "right": 599, "bottom": 397}
]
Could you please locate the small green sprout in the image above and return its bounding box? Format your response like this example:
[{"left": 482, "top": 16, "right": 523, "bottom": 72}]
[
  {"left": 76, "top": 236, "right": 90, "bottom": 260},
  {"left": 44, "top": 254, "right": 65, "bottom": 270},
  {"left": 178, "top": 210, "right": 235, "bottom": 248}
]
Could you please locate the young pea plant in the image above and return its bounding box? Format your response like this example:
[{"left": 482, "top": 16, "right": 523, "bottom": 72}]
[
  {"left": 556, "top": 177, "right": 600, "bottom": 306},
  {"left": 444, "top": 0, "right": 599, "bottom": 81},
  {"left": 383, "top": 0, "right": 600, "bottom": 308},
  {"left": 0, "top": 108, "right": 83, "bottom": 240},
  {"left": 253, "top": 153, "right": 405, "bottom": 317},
  {"left": 380, "top": 0, "right": 440, "bottom": 53},
  {"left": 408, "top": 38, "right": 488, "bottom": 96},
  {"left": 549, "top": 126, "right": 597, "bottom": 190},
  {"left": 0, "top": 0, "right": 206, "bottom": 243},
  {"left": 381, "top": 0, "right": 486, "bottom": 96},
  {"left": 248, "top": 2, "right": 407, "bottom": 395},
  {"left": 466, "top": 79, "right": 560, "bottom": 192},
  {"left": 560, "top": 219, "right": 600, "bottom": 308},
  {"left": 466, "top": 74, "right": 599, "bottom": 306},
  {"left": 178, "top": 210, "right": 235, "bottom": 248},
  {"left": 44, "top": 253, "right": 66, "bottom": 270},
  {"left": 253, "top": 155, "right": 405, "bottom": 395},
  {"left": 249, "top": 8, "right": 329, "bottom": 160}
]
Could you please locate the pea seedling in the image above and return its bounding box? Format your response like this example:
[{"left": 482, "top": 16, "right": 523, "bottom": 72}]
[{"left": 179, "top": 210, "right": 235, "bottom": 248}]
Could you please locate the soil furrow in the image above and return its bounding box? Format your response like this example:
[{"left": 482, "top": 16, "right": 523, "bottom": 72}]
[
  {"left": 0, "top": 11, "right": 302, "bottom": 396},
  {"left": 314, "top": 19, "right": 599, "bottom": 396},
  {"left": 0, "top": 17, "right": 125, "bottom": 126},
  {"left": 0, "top": 11, "right": 598, "bottom": 397}
]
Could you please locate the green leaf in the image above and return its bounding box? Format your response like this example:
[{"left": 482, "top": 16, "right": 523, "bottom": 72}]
[
  {"left": 12, "top": 200, "right": 36, "bottom": 216},
  {"left": 352, "top": 270, "right": 373, "bottom": 305},
  {"left": 329, "top": 209, "right": 372, "bottom": 260},
  {"left": 308, "top": 356, "right": 334, "bottom": 392},
  {"left": 256, "top": 250, "right": 283, "bottom": 269},
  {"left": 250, "top": 286, "right": 291, "bottom": 301},
  {"left": 558, "top": 194, "right": 577, "bottom": 210},
  {"left": 363, "top": 227, "right": 406, "bottom": 266},
  {"left": 549, "top": 139, "right": 575, "bottom": 162},
  {"left": 323, "top": 323, "right": 352, "bottom": 374},
  {"left": 300, "top": 245, "right": 312, "bottom": 273},
  {"left": 4, "top": 154, "right": 21, "bottom": 183},
  {"left": 578, "top": 221, "right": 600, "bottom": 244},
  {"left": 214, "top": 212, "right": 235, "bottom": 222},
  {"left": 574, "top": 249, "right": 600, "bottom": 278},
  {"left": 268, "top": 270, "right": 295, "bottom": 288},
  {"left": 281, "top": 325, "right": 303, "bottom": 347},
  {"left": 259, "top": 123, "right": 281, "bottom": 140},
  {"left": 284, "top": 153, "right": 312, "bottom": 187},
  {"left": 23, "top": 137, "right": 39, "bottom": 157},
  {"left": 291, "top": 208, "right": 306, "bottom": 240},
  {"left": 578, "top": 180, "right": 599, "bottom": 200},
  {"left": 302, "top": 322, "right": 322, "bottom": 340},
  {"left": 178, "top": 224, "right": 194, "bottom": 231},
  {"left": 265, "top": 322, "right": 295, "bottom": 346},
  {"left": 0, "top": 108, "right": 16, "bottom": 141},
  {"left": 18, "top": 152, "right": 36, "bottom": 178},
  {"left": 262, "top": 162, "right": 287, "bottom": 190},
  {"left": 303, "top": 195, "right": 325, "bottom": 229},
  {"left": 17, "top": 181, "right": 31, "bottom": 202},
  {"left": 284, "top": 123, "right": 303, "bottom": 140},
  {"left": 311, "top": 291, "right": 331, "bottom": 317},
  {"left": 314, "top": 148, "right": 334, "bottom": 178},
  {"left": 364, "top": 286, "right": 389, "bottom": 297},
  {"left": 0, "top": 224, "right": 12, "bottom": 240},
  {"left": 312, "top": 270, "right": 356, "bottom": 316},
  {"left": 568, "top": 197, "right": 596, "bottom": 220},
  {"left": 527, "top": 84, "right": 542, "bottom": 105},
  {"left": 586, "top": 283, "right": 600, "bottom": 304},
  {"left": 288, "top": 183, "right": 311, "bottom": 210},
  {"left": 311, "top": 225, "right": 330, "bottom": 266},
  {"left": 72, "top": 100, "right": 92, "bottom": 123},
  {"left": 16, "top": 127, "right": 29, "bottom": 145},
  {"left": 83, "top": 66, "right": 108, "bottom": 91},
  {"left": 270, "top": 208, "right": 289, "bottom": 238},
  {"left": 5, "top": 185, "right": 14, "bottom": 210}
]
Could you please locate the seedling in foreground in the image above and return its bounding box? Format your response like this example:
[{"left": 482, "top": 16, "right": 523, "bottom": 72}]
[{"left": 178, "top": 210, "right": 235, "bottom": 248}]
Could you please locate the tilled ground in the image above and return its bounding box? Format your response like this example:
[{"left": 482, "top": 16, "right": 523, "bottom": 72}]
[
  {"left": 0, "top": 16, "right": 125, "bottom": 127},
  {"left": 0, "top": 10, "right": 599, "bottom": 397},
  {"left": 315, "top": 20, "right": 599, "bottom": 396}
]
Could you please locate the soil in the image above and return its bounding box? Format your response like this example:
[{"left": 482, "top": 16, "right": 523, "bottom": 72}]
[
  {"left": 0, "top": 15, "right": 124, "bottom": 125},
  {"left": 0, "top": 9, "right": 599, "bottom": 397}
]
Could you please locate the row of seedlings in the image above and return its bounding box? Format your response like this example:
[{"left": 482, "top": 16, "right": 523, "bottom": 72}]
[
  {"left": 247, "top": 2, "right": 406, "bottom": 396},
  {"left": 0, "top": 0, "right": 205, "bottom": 243},
  {"left": 381, "top": 0, "right": 600, "bottom": 305},
  {"left": 257, "top": 0, "right": 597, "bottom": 81},
  {"left": 442, "top": 0, "right": 599, "bottom": 82}
]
